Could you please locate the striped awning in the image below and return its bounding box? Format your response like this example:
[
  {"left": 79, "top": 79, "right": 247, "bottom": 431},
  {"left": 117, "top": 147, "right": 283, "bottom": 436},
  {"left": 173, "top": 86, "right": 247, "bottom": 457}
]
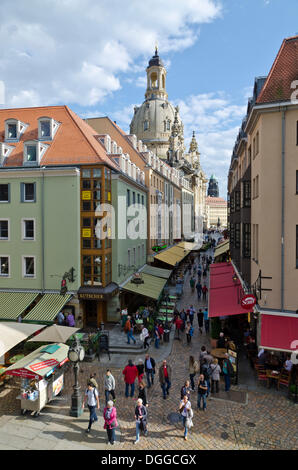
[
  {"left": 23, "top": 294, "right": 72, "bottom": 324},
  {"left": 0, "top": 292, "right": 39, "bottom": 321},
  {"left": 154, "top": 245, "right": 190, "bottom": 266},
  {"left": 214, "top": 240, "right": 230, "bottom": 259}
]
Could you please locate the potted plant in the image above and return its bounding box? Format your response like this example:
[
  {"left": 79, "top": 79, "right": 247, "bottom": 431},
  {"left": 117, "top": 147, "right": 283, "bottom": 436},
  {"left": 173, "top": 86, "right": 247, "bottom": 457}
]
[{"left": 210, "top": 317, "right": 221, "bottom": 348}]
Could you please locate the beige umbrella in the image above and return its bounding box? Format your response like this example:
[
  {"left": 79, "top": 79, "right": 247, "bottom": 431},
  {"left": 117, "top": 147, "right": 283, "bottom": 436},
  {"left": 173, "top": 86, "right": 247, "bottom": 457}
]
[
  {"left": 0, "top": 322, "right": 45, "bottom": 357},
  {"left": 27, "top": 324, "right": 80, "bottom": 343}
]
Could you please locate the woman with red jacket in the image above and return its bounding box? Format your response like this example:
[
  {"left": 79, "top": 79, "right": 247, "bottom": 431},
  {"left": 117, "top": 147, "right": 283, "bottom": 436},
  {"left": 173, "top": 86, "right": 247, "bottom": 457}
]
[
  {"left": 103, "top": 400, "right": 118, "bottom": 445},
  {"left": 122, "top": 360, "right": 138, "bottom": 398}
]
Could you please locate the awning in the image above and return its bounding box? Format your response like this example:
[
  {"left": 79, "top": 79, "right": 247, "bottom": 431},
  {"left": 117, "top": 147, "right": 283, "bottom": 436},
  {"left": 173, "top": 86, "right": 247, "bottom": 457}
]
[
  {"left": 260, "top": 312, "right": 298, "bottom": 352},
  {"left": 121, "top": 273, "right": 167, "bottom": 300},
  {"left": 154, "top": 245, "right": 190, "bottom": 266},
  {"left": 0, "top": 292, "right": 39, "bottom": 321},
  {"left": 0, "top": 322, "right": 46, "bottom": 356},
  {"left": 214, "top": 240, "right": 230, "bottom": 259},
  {"left": 140, "top": 264, "right": 172, "bottom": 279},
  {"left": 28, "top": 325, "right": 79, "bottom": 343},
  {"left": 177, "top": 241, "right": 200, "bottom": 251},
  {"left": 23, "top": 294, "right": 72, "bottom": 324},
  {"left": 209, "top": 262, "right": 247, "bottom": 317},
  {"left": 5, "top": 343, "right": 69, "bottom": 379}
]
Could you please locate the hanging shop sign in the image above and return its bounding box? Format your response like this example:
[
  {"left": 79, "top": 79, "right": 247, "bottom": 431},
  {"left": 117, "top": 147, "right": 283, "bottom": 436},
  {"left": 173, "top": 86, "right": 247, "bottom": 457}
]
[{"left": 240, "top": 294, "right": 257, "bottom": 310}]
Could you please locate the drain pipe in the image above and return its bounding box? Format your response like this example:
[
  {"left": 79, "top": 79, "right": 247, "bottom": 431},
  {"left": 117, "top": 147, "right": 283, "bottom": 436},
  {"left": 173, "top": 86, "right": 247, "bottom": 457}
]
[{"left": 281, "top": 108, "right": 286, "bottom": 312}]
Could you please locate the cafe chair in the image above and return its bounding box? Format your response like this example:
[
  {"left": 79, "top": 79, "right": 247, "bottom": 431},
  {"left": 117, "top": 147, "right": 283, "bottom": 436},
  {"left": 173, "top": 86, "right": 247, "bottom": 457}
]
[
  {"left": 279, "top": 369, "right": 291, "bottom": 389},
  {"left": 257, "top": 367, "right": 268, "bottom": 385}
]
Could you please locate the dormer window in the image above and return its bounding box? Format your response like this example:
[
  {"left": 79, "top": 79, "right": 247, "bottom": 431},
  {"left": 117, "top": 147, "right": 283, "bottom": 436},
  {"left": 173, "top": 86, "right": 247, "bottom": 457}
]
[
  {"left": 23, "top": 140, "right": 48, "bottom": 166},
  {"left": 144, "top": 120, "right": 149, "bottom": 131},
  {"left": 38, "top": 117, "right": 60, "bottom": 140},
  {"left": 5, "top": 119, "right": 28, "bottom": 142},
  {"left": 0, "top": 143, "right": 13, "bottom": 165}
]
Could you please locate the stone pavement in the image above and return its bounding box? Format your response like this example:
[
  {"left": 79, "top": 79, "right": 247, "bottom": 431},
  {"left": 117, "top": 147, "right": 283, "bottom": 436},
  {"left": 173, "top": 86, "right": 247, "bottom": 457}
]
[{"left": 0, "top": 243, "right": 297, "bottom": 450}]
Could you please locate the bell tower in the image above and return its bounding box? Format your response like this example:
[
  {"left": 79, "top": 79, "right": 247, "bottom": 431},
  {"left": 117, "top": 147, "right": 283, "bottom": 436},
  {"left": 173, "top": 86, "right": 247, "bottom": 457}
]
[{"left": 145, "top": 47, "right": 168, "bottom": 101}]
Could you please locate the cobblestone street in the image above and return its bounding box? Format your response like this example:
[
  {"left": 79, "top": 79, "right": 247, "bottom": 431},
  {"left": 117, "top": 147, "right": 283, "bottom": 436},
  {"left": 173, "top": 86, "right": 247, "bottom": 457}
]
[{"left": 0, "top": 255, "right": 297, "bottom": 451}]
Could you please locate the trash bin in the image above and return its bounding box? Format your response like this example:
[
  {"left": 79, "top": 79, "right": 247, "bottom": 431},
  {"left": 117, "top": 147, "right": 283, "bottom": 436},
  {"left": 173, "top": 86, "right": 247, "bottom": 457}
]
[{"left": 163, "top": 329, "right": 170, "bottom": 343}]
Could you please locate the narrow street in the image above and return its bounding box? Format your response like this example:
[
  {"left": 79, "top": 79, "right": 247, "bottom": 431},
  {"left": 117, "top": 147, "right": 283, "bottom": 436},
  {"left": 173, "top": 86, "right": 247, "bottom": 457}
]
[{"left": 0, "top": 241, "right": 296, "bottom": 451}]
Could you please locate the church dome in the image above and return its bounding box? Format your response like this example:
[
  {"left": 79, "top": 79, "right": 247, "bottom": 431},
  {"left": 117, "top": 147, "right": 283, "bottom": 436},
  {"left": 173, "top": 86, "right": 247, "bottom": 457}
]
[{"left": 129, "top": 49, "right": 184, "bottom": 160}]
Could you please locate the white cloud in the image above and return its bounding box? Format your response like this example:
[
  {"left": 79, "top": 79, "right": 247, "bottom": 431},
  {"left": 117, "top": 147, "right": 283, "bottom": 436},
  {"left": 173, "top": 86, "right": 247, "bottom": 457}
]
[{"left": 0, "top": 0, "right": 222, "bottom": 108}]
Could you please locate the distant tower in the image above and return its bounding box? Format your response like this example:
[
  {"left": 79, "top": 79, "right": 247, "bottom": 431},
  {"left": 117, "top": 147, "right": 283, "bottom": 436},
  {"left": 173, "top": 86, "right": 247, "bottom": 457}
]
[{"left": 207, "top": 175, "right": 219, "bottom": 197}]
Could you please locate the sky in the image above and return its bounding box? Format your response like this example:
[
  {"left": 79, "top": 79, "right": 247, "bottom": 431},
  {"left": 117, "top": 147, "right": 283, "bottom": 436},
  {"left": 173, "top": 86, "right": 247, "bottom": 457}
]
[{"left": 0, "top": 0, "right": 297, "bottom": 197}]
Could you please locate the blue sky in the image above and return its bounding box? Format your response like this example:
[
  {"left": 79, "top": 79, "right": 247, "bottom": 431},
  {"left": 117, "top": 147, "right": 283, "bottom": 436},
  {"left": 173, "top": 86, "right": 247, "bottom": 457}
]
[{"left": 0, "top": 0, "right": 297, "bottom": 196}]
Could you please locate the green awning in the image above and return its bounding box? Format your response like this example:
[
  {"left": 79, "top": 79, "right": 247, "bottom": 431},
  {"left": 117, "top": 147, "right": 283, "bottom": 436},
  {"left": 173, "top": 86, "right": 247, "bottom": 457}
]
[
  {"left": 0, "top": 292, "right": 39, "bottom": 321},
  {"left": 140, "top": 264, "right": 172, "bottom": 279},
  {"left": 121, "top": 273, "right": 167, "bottom": 300},
  {"left": 23, "top": 294, "right": 72, "bottom": 324}
]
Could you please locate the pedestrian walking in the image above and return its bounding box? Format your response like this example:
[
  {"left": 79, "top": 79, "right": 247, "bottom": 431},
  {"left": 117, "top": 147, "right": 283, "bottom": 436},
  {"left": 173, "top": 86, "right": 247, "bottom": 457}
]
[
  {"left": 179, "top": 395, "right": 193, "bottom": 440},
  {"left": 210, "top": 359, "right": 221, "bottom": 393},
  {"left": 138, "top": 380, "right": 148, "bottom": 407},
  {"left": 204, "top": 350, "right": 214, "bottom": 365},
  {"left": 180, "top": 310, "right": 186, "bottom": 331},
  {"left": 159, "top": 359, "right": 172, "bottom": 399},
  {"left": 140, "top": 325, "right": 150, "bottom": 349},
  {"left": 180, "top": 380, "right": 191, "bottom": 400},
  {"left": 137, "top": 359, "right": 145, "bottom": 384},
  {"left": 199, "top": 345, "right": 207, "bottom": 363},
  {"left": 202, "top": 284, "right": 208, "bottom": 301},
  {"left": 185, "top": 321, "right": 194, "bottom": 345},
  {"left": 122, "top": 360, "right": 138, "bottom": 398},
  {"left": 103, "top": 400, "right": 118, "bottom": 445},
  {"left": 188, "top": 305, "right": 195, "bottom": 326},
  {"left": 154, "top": 324, "right": 160, "bottom": 349},
  {"left": 83, "top": 381, "right": 100, "bottom": 433},
  {"left": 57, "top": 310, "right": 65, "bottom": 325},
  {"left": 189, "top": 276, "right": 195, "bottom": 293},
  {"left": 88, "top": 373, "right": 98, "bottom": 390},
  {"left": 134, "top": 398, "right": 148, "bottom": 444},
  {"left": 174, "top": 315, "right": 183, "bottom": 340},
  {"left": 201, "top": 358, "right": 212, "bottom": 397},
  {"left": 197, "top": 374, "right": 208, "bottom": 411},
  {"left": 121, "top": 308, "right": 128, "bottom": 331},
  {"left": 144, "top": 354, "right": 156, "bottom": 388},
  {"left": 189, "top": 355, "right": 200, "bottom": 391},
  {"left": 104, "top": 369, "right": 116, "bottom": 404},
  {"left": 66, "top": 312, "right": 75, "bottom": 327},
  {"left": 124, "top": 316, "right": 136, "bottom": 345},
  {"left": 217, "top": 332, "right": 227, "bottom": 349},
  {"left": 197, "top": 309, "right": 204, "bottom": 334},
  {"left": 222, "top": 353, "right": 234, "bottom": 392},
  {"left": 196, "top": 281, "right": 202, "bottom": 300},
  {"left": 203, "top": 308, "right": 209, "bottom": 334}
]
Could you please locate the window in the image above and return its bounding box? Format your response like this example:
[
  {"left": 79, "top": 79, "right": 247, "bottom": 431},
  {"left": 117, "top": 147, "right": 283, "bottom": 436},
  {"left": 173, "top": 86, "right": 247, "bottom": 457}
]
[
  {"left": 142, "top": 244, "right": 145, "bottom": 259},
  {"left": 0, "top": 220, "right": 9, "bottom": 240},
  {"left": 132, "top": 192, "right": 136, "bottom": 205},
  {"left": 21, "top": 183, "right": 36, "bottom": 203},
  {"left": 7, "top": 123, "right": 17, "bottom": 139},
  {"left": 23, "top": 141, "right": 48, "bottom": 165},
  {"left": 230, "top": 223, "right": 235, "bottom": 246},
  {"left": 141, "top": 195, "right": 144, "bottom": 206},
  {"left": 253, "top": 224, "right": 259, "bottom": 262},
  {"left": 235, "top": 223, "right": 240, "bottom": 248},
  {"left": 256, "top": 131, "right": 259, "bottom": 155},
  {"left": 128, "top": 249, "right": 131, "bottom": 267},
  {"left": 144, "top": 120, "right": 149, "bottom": 131},
  {"left": 243, "top": 223, "right": 251, "bottom": 258},
  {"left": 5, "top": 119, "right": 27, "bottom": 142},
  {"left": 38, "top": 117, "right": 59, "bottom": 140},
  {"left": 235, "top": 191, "right": 241, "bottom": 211},
  {"left": 23, "top": 256, "right": 35, "bottom": 278},
  {"left": 127, "top": 189, "right": 131, "bottom": 207},
  {"left": 230, "top": 193, "right": 235, "bottom": 213},
  {"left": 133, "top": 247, "right": 136, "bottom": 265},
  {"left": 22, "top": 219, "right": 35, "bottom": 240},
  {"left": 40, "top": 120, "right": 51, "bottom": 138},
  {"left": 137, "top": 194, "right": 140, "bottom": 205},
  {"left": 243, "top": 181, "right": 251, "bottom": 208},
  {"left": 0, "top": 256, "right": 9, "bottom": 276},
  {"left": 296, "top": 171, "right": 298, "bottom": 194},
  {"left": 26, "top": 145, "right": 37, "bottom": 162},
  {"left": 0, "top": 184, "right": 10, "bottom": 202}
]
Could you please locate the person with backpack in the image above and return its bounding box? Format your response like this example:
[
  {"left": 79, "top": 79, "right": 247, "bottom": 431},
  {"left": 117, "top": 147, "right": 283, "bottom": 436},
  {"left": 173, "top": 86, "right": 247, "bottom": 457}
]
[
  {"left": 222, "top": 353, "right": 234, "bottom": 392},
  {"left": 83, "top": 381, "right": 100, "bottom": 433},
  {"left": 197, "top": 374, "right": 208, "bottom": 411},
  {"left": 189, "top": 356, "right": 200, "bottom": 391}
]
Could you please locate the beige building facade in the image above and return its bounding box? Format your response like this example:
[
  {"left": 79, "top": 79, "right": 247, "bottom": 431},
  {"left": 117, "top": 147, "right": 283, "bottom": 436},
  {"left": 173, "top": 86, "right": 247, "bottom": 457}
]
[{"left": 206, "top": 196, "right": 228, "bottom": 228}]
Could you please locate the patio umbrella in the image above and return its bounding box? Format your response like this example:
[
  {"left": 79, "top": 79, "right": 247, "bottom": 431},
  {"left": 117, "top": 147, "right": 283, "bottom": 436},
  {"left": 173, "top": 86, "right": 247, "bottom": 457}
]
[
  {"left": 0, "top": 322, "right": 45, "bottom": 357},
  {"left": 27, "top": 324, "right": 80, "bottom": 343}
]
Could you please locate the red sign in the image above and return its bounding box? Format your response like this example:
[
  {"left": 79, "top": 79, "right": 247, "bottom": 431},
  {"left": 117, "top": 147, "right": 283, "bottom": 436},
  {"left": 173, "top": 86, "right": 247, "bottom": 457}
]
[
  {"left": 241, "top": 294, "right": 257, "bottom": 310},
  {"left": 5, "top": 368, "right": 40, "bottom": 379},
  {"left": 29, "top": 359, "right": 59, "bottom": 372}
]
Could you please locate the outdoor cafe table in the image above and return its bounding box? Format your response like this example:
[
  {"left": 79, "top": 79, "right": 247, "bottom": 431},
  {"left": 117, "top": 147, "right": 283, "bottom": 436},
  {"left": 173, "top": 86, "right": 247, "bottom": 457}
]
[{"left": 211, "top": 348, "right": 227, "bottom": 359}]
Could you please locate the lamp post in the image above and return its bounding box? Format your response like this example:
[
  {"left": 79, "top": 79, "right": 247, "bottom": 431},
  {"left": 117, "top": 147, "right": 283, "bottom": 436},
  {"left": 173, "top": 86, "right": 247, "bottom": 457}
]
[{"left": 68, "top": 335, "right": 85, "bottom": 417}]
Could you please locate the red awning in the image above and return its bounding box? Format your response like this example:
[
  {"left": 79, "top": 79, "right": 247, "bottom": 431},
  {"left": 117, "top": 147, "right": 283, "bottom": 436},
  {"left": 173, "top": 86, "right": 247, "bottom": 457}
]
[
  {"left": 209, "top": 262, "right": 248, "bottom": 318},
  {"left": 260, "top": 313, "right": 298, "bottom": 352}
]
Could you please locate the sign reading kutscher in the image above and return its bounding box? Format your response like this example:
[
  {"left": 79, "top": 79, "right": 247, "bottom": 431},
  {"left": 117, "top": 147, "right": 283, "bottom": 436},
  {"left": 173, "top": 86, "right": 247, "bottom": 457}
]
[{"left": 240, "top": 294, "right": 257, "bottom": 310}]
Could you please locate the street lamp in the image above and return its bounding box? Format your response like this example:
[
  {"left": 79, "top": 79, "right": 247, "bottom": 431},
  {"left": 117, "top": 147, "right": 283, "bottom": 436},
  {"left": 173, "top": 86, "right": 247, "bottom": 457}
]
[{"left": 68, "top": 335, "right": 85, "bottom": 417}]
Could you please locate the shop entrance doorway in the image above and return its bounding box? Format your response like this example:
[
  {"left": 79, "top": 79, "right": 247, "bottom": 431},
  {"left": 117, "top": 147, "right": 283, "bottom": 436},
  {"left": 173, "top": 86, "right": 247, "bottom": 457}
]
[{"left": 85, "top": 300, "right": 98, "bottom": 328}]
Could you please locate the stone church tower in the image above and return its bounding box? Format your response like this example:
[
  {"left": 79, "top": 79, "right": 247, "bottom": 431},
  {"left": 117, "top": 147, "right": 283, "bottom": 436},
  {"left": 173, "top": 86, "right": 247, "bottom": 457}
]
[{"left": 130, "top": 48, "right": 184, "bottom": 160}]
